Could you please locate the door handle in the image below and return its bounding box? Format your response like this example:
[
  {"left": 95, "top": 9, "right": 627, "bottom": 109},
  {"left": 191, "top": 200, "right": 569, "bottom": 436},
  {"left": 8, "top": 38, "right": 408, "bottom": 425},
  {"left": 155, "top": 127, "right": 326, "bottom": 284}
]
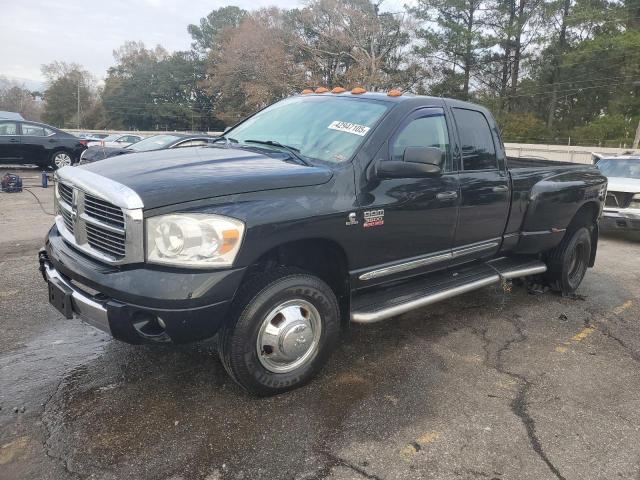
[
  {"left": 492, "top": 185, "right": 509, "bottom": 193},
  {"left": 436, "top": 191, "right": 458, "bottom": 201},
  {"left": 9, "top": 138, "right": 18, "bottom": 143}
]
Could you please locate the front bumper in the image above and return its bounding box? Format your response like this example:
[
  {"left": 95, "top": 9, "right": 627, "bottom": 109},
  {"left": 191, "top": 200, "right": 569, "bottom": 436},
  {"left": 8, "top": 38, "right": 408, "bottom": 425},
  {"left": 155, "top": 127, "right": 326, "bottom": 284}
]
[
  {"left": 40, "top": 226, "right": 246, "bottom": 344},
  {"left": 601, "top": 209, "right": 640, "bottom": 231}
]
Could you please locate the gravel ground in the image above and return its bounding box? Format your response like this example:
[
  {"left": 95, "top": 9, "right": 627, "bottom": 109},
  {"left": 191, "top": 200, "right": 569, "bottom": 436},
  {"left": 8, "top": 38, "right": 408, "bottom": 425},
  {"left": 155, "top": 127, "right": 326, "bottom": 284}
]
[{"left": 1, "top": 168, "right": 639, "bottom": 480}]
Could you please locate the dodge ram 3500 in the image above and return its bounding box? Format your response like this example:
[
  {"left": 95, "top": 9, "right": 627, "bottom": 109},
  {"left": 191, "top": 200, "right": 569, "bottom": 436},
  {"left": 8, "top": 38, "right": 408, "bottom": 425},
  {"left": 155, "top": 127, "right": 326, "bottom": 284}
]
[{"left": 39, "top": 91, "right": 607, "bottom": 395}]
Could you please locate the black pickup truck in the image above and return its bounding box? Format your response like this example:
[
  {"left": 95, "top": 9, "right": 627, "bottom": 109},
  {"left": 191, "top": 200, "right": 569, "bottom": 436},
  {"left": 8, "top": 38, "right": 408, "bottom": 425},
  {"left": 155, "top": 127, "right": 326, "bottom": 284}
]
[{"left": 40, "top": 91, "right": 607, "bottom": 395}]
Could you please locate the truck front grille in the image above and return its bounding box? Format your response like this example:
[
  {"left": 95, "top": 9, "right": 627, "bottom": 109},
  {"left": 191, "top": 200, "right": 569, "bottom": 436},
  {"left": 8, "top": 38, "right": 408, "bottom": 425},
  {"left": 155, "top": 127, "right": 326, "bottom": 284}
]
[
  {"left": 86, "top": 223, "right": 126, "bottom": 258},
  {"left": 56, "top": 181, "right": 130, "bottom": 261},
  {"left": 605, "top": 191, "right": 633, "bottom": 209},
  {"left": 84, "top": 193, "right": 125, "bottom": 228}
]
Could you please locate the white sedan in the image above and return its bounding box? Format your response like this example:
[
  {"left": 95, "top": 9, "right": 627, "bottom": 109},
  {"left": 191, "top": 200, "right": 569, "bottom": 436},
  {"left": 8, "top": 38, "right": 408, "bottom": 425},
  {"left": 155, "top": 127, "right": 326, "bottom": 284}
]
[{"left": 86, "top": 133, "right": 142, "bottom": 148}]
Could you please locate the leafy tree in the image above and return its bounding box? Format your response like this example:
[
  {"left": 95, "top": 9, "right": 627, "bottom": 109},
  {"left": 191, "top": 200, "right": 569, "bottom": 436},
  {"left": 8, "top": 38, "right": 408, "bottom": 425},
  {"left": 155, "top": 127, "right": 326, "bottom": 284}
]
[
  {"left": 41, "top": 62, "right": 96, "bottom": 128},
  {"left": 410, "top": 0, "right": 488, "bottom": 99},
  {"left": 187, "top": 6, "right": 247, "bottom": 53},
  {"left": 0, "top": 77, "right": 42, "bottom": 121}
]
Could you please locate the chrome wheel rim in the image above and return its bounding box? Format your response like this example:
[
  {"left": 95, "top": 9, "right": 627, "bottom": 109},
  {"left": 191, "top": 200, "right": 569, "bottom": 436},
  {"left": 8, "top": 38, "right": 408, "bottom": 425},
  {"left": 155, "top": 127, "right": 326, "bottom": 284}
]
[
  {"left": 256, "top": 299, "right": 322, "bottom": 373},
  {"left": 54, "top": 153, "right": 72, "bottom": 168}
]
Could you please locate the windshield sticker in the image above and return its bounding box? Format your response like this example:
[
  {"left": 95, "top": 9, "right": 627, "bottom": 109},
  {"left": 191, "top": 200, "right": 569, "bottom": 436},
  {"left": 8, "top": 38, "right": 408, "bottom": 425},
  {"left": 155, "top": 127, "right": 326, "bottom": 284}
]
[{"left": 328, "top": 121, "right": 370, "bottom": 136}]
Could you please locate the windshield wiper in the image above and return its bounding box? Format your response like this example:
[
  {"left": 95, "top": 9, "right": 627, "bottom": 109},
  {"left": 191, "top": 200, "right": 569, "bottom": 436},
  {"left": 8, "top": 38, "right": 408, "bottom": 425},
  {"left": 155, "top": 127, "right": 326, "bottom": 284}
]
[{"left": 243, "top": 139, "right": 309, "bottom": 166}]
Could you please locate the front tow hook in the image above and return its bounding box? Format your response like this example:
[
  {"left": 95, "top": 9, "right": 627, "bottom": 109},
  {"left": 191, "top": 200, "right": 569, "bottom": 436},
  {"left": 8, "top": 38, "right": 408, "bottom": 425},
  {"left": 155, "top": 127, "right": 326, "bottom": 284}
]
[{"left": 38, "top": 248, "right": 49, "bottom": 282}]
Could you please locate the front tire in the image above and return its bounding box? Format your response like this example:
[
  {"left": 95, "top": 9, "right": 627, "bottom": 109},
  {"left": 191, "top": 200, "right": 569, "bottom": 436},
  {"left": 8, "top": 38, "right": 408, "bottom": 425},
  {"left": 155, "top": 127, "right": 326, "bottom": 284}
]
[
  {"left": 218, "top": 268, "right": 340, "bottom": 396},
  {"left": 546, "top": 226, "right": 592, "bottom": 294}
]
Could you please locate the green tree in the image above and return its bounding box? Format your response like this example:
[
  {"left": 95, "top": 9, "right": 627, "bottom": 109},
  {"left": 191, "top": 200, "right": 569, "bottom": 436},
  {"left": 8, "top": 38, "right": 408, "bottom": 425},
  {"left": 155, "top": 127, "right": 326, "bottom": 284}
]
[
  {"left": 41, "top": 62, "right": 96, "bottom": 128},
  {"left": 187, "top": 6, "right": 247, "bottom": 53}
]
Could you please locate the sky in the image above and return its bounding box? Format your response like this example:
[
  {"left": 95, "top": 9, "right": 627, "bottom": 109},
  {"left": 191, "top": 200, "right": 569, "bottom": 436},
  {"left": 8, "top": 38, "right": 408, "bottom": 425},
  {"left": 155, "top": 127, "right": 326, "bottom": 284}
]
[{"left": 0, "top": 0, "right": 412, "bottom": 88}]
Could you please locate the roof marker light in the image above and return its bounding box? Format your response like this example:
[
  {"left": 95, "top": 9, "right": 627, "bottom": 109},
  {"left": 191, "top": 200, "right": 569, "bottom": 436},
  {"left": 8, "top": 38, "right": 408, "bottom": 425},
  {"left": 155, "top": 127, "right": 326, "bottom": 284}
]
[
  {"left": 331, "top": 87, "right": 346, "bottom": 93},
  {"left": 315, "top": 87, "right": 329, "bottom": 93},
  {"left": 351, "top": 87, "right": 367, "bottom": 95},
  {"left": 301, "top": 89, "right": 314, "bottom": 94},
  {"left": 387, "top": 89, "right": 403, "bottom": 97}
]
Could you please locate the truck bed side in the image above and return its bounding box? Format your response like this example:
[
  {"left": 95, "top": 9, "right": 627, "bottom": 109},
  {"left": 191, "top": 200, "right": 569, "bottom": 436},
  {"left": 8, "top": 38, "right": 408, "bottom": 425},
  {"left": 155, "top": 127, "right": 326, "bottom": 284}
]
[{"left": 502, "top": 156, "right": 606, "bottom": 255}]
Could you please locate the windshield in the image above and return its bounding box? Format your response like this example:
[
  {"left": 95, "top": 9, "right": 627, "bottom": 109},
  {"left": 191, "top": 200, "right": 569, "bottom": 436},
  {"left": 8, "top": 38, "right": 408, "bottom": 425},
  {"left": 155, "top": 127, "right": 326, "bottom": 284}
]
[
  {"left": 102, "top": 134, "right": 122, "bottom": 142},
  {"left": 596, "top": 158, "right": 640, "bottom": 179},
  {"left": 226, "top": 96, "right": 390, "bottom": 163},
  {"left": 129, "top": 134, "right": 182, "bottom": 152}
]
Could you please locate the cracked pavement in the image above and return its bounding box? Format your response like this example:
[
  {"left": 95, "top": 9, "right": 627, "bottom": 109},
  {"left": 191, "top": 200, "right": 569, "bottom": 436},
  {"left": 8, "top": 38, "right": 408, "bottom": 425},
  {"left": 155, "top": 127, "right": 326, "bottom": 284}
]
[{"left": 1, "top": 172, "right": 640, "bottom": 480}]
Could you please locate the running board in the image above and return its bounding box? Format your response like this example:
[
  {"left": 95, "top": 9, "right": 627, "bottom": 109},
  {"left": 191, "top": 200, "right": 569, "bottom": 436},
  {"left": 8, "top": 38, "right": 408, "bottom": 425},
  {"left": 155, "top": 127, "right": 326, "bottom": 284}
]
[{"left": 351, "top": 257, "right": 547, "bottom": 324}]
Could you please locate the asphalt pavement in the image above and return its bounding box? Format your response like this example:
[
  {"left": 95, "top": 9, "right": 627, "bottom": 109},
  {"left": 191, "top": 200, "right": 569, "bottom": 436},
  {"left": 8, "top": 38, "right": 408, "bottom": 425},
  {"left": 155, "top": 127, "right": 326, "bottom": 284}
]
[{"left": 1, "top": 169, "right": 640, "bottom": 480}]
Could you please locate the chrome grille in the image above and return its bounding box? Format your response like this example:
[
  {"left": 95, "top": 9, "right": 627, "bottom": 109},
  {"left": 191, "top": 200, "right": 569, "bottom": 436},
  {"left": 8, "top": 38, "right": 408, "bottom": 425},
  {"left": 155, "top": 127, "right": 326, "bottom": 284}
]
[
  {"left": 60, "top": 206, "right": 75, "bottom": 233},
  {"left": 605, "top": 191, "right": 633, "bottom": 209},
  {"left": 86, "top": 223, "right": 126, "bottom": 258},
  {"left": 58, "top": 182, "right": 73, "bottom": 205},
  {"left": 84, "top": 193, "right": 125, "bottom": 228}
]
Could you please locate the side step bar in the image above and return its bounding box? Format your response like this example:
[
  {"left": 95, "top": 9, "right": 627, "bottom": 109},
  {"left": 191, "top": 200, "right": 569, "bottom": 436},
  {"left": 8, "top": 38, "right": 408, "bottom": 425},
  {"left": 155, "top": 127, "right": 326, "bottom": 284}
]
[{"left": 351, "top": 258, "right": 547, "bottom": 324}]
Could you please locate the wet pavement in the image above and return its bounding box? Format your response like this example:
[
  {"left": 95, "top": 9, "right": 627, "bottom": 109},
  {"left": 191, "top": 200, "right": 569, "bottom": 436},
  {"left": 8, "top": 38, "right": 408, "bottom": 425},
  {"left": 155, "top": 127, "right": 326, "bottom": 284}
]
[{"left": 1, "top": 177, "right": 640, "bottom": 480}]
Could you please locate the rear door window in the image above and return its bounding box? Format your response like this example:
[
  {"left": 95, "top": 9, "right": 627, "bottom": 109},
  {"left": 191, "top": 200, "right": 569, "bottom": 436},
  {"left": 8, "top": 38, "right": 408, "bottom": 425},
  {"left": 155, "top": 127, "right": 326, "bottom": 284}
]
[
  {"left": 452, "top": 108, "right": 497, "bottom": 171},
  {"left": 22, "top": 124, "right": 47, "bottom": 136}
]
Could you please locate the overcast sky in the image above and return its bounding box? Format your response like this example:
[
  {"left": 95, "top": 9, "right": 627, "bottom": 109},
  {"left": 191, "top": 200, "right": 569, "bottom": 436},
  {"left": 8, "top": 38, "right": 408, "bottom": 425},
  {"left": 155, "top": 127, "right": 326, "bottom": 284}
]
[{"left": 0, "top": 0, "right": 411, "bottom": 88}]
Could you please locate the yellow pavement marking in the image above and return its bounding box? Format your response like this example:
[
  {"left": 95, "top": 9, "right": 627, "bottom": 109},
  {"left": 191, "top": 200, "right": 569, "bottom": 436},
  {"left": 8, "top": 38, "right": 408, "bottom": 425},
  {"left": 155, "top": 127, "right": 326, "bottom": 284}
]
[
  {"left": 400, "top": 431, "right": 441, "bottom": 459},
  {"left": 571, "top": 326, "right": 596, "bottom": 342},
  {"left": 417, "top": 432, "right": 441, "bottom": 444},
  {"left": 0, "top": 437, "right": 28, "bottom": 465},
  {"left": 556, "top": 327, "right": 596, "bottom": 353},
  {"left": 613, "top": 300, "right": 633, "bottom": 315}
]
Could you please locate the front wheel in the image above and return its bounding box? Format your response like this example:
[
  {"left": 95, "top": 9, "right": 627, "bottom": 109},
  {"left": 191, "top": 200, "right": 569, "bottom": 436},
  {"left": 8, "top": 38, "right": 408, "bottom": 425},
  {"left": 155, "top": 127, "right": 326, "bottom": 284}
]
[
  {"left": 50, "top": 151, "right": 73, "bottom": 169},
  {"left": 218, "top": 268, "right": 340, "bottom": 396},
  {"left": 546, "top": 226, "right": 592, "bottom": 294}
]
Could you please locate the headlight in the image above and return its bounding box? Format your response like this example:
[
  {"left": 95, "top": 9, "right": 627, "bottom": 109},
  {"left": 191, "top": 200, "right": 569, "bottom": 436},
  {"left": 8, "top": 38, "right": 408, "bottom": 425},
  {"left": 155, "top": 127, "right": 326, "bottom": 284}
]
[
  {"left": 630, "top": 194, "right": 640, "bottom": 209},
  {"left": 146, "top": 213, "right": 245, "bottom": 268}
]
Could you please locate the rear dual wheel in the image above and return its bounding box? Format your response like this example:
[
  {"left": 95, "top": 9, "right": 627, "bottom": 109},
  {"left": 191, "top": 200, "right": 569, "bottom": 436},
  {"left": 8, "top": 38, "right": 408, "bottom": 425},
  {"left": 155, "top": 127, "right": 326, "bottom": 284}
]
[
  {"left": 546, "top": 226, "right": 592, "bottom": 295},
  {"left": 218, "top": 268, "right": 340, "bottom": 396}
]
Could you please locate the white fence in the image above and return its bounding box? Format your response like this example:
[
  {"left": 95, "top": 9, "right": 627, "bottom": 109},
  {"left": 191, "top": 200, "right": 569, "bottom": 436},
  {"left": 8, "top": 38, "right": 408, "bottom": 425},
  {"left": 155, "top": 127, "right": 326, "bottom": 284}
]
[
  {"left": 67, "top": 130, "right": 638, "bottom": 165},
  {"left": 505, "top": 143, "right": 638, "bottom": 164}
]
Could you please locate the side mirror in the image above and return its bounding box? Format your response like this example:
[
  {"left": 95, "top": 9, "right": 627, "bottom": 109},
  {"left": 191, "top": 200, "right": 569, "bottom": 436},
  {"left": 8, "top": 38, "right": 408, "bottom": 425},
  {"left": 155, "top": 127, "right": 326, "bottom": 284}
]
[
  {"left": 403, "top": 146, "right": 444, "bottom": 166},
  {"left": 223, "top": 126, "right": 232, "bottom": 134},
  {"left": 376, "top": 146, "right": 444, "bottom": 179}
]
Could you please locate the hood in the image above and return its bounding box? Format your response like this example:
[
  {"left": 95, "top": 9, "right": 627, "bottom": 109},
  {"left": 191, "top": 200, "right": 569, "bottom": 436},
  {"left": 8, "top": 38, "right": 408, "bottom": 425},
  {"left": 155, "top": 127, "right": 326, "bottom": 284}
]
[
  {"left": 82, "top": 145, "right": 130, "bottom": 162},
  {"left": 605, "top": 176, "right": 640, "bottom": 194},
  {"left": 79, "top": 146, "right": 333, "bottom": 209}
]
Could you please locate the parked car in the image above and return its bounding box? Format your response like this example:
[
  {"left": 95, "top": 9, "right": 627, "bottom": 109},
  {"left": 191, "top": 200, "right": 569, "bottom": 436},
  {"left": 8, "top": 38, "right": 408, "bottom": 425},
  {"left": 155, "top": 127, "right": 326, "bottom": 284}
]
[
  {"left": 86, "top": 133, "right": 142, "bottom": 148},
  {"left": 75, "top": 132, "right": 109, "bottom": 146},
  {"left": 0, "top": 117, "right": 85, "bottom": 169},
  {"left": 594, "top": 154, "right": 640, "bottom": 230},
  {"left": 40, "top": 91, "right": 606, "bottom": 395},
  {"left": 79, "top": 133, "right": 220, "bottom": 164}
]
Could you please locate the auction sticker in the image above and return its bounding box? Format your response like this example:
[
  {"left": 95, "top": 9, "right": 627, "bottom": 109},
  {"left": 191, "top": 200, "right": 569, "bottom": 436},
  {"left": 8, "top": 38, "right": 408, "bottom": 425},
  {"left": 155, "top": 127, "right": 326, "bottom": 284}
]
[{"left": 328, "top": 121, "right": 370, "bottom": 136}]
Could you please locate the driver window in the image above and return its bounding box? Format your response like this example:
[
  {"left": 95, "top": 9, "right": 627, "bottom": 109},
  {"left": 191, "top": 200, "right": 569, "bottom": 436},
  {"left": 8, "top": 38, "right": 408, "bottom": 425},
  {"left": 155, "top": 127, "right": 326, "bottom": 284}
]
[{"left": 390, "top": 113, "right": 450, "bottom": 169}]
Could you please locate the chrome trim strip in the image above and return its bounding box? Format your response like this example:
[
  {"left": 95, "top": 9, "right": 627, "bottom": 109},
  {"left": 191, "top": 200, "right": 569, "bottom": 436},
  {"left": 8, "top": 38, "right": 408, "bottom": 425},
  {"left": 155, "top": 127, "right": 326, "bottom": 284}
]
[
  {"left": 352, "top": 275, "right": 500, "bottom": 323},
  {"left": 451, "top": 240, "right": 500, "bottom": 258},
  {"left": 55, "top": 166, "right": 144, "bottom": 210},
  {"left": 44, "top": 263, "right": 111, "bottom": 334},
  {"left": 358, "top": 251, "right": 452, "bottom": 281},
  {"left": 358, "top": 239, "right": 502, "bottom": 282}
]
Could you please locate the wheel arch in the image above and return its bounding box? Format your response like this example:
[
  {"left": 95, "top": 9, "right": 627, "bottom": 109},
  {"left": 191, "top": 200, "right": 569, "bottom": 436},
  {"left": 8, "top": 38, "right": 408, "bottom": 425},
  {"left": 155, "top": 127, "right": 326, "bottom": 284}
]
[{"left": 243, "top": 237, "right": 351, "bottom": 324}]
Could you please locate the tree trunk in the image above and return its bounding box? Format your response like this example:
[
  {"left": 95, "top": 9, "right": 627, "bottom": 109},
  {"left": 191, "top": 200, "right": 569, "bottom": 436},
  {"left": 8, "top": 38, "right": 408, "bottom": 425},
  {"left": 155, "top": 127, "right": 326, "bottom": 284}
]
[
  {"left": 463, "top": 4, "right": 475, "bottom": 100},
  {"left": 509, "top": 0, "right": 526, "bottom": 111},
  {"left": 500, "top": 0, "right": 515, "bottom": 112},
  {"left": 633, "top": 118, "right": 640, "bottom": 149},
  {"left": 547, "top": 0, "right": 571, "bottom": 129}
]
